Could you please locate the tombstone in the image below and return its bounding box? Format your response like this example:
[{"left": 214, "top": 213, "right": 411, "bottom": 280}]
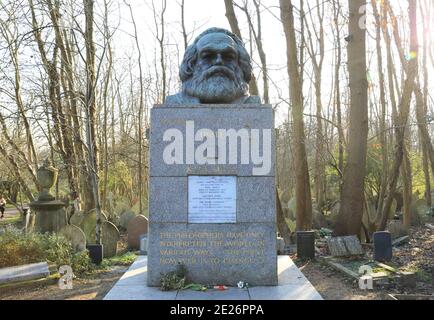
[
  {"left": 114, "top": 200, "right": 130, "bottom": 216},
  {"left": 119, "top": 210, "right": 137, "bottom": 230},
  {"left": 327, "top": 235, "right": 364, "bottom": 257},
  {"left": 139, "top": 234, "right": 148, "bottom": 255},
  {"left": 373, "top": 231, "right": 392, "bottom": 262},
  {"left": 102, "top": 221, "right": 120, "bottom": 258},
  {"left": 69, "top": 211, "right": 84, "bottom": 227},
  {"left": 80, "top": 209, "right": 108, "bottom": 244},
  {"left": 147, "top": 27, "right": 277, "bottom": 287},
  {"left": 387, "top": 220, "right": 408, "bottom": 239},
  {"left": 276, "top": 237, "right": 285, "bottom": 254},
  {"left": 296, "top": 231, "right": 315, "bottom": 259},
  {"left": 59, "top": 224, "right": 86, "bottom": 252},
  {"left": 127, "top": 215, "right": 148, "bottom": 249},
  {"left": 87, "top": 244, "right": 103, "bottom": 265}
]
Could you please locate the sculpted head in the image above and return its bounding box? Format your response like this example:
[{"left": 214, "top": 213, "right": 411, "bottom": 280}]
[{"left": 178, "top": 28, "right": 253, "bottom": 104}]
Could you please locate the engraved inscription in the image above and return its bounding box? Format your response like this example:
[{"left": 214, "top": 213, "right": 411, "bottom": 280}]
[
  {"left": 158, "top": 231, "right": 266, "bottom": 266},
  {"left": 188, "top": 176, "right": 236, "bottom": 223}
]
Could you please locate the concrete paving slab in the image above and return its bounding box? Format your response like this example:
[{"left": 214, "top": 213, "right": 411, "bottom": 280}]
[
  {"left": 104, "top": 284, "right": 178, "bottom": 300},
  {"left": 104, "top": 255, "right": 323, "bottom": 300},
  {"left": 277, "top": 256, "right": 311, "bottom": 285},
  {"left": 248, "top": 282, "right": 323, "bottom": 300},
  {"left": 176, "top": 288, "right": 249, "bottom": 300}
]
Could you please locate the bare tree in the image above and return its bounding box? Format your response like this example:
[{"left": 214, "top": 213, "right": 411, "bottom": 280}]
[
  {"left": 280, "top": 0, "right": 312, "bottom": 231},
  {"left": 333, "top": 0, "right": 369, "bottom": 236},
  {"left": 223, "top": 0, "right": 259, "bottom": 96},
  {"left": 378, "top": 0, "right": 418, "bottom": 230}
]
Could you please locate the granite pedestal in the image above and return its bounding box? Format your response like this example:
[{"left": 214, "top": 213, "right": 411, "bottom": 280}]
[{"left": 148, "top": 104, "right": 277, "bottom": 286}]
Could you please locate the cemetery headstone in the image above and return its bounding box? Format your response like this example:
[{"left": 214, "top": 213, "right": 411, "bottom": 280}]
[
  {"left": 87, "top": 244, "right": 103, "bottom": 265},
  {"left": 387, "top": 220, "right": 408, "bottom": 239},
  {"left": 80, "top": 209, "right": 108, "bottom": 244},
  {"left": 127, "top": 215, "right": 148, "bottom": 249},
  {"left": 59, "top": 224, "right": 86, "bottom": 252},
  {"left": 69, "top": 211, "right": 84, "bottom": 227},
  {"left": 147, "top": 27, "right": 277, "bottom": 286},
  {"left": 139, "top": 234, "right": 148, "bottom": 255},
  {"left": 373, "top": 231, "right": 392, "bottom": 262},
  {"left": 296, "top": 231, "right": 315, "bottom": 259},
  {"left": 102, "top": 221, "right": 120, "bottom": 258},
  {"left": 119, "top": 210, "right": 137, "bottom": 230},
  {"left": 327, "top": 235, "right": 364, "bottom": 257},
  {"left": 276, "top": 236, "right": 285, "bottom": 254}
]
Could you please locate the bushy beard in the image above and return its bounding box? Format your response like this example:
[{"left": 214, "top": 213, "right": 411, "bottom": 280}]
[{"left": 182, "top": 66, "right": 249, "bottom": 103}]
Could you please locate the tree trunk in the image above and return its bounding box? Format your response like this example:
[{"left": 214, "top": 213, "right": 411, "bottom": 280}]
[
  {"left": 223, "top": 0, "right": 259, "bottom": 96},
  {"left": 333, "top": 0, "right": 368, "bottom": 236},
  {"left": 280, "top": 0, "right": 312, "bottom": 231},
  {"left": 378, "top": 0, "right": 418, "bottom": 231},
  {"left": 84, "top": 0, "right": 102, "bottom": 244}
]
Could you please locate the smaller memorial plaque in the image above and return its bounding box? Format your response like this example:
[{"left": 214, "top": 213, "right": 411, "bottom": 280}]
[{"left": 188, "top": 176, "right": 236, "bottom": 223}]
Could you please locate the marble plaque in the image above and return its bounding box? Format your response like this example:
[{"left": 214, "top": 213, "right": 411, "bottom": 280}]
[{"left": 188, "top": 176, "right": 236, "bottom": 223}]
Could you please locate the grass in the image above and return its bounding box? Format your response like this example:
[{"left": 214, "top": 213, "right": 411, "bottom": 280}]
[
  {"left": 0, "top": 215, "right": 22, "bottom": 226},
  {"left": 98, "top": 252, "right": 137, "bottom": 270}
]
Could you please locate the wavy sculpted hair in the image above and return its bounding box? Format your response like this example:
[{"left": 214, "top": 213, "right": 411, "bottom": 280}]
[{"left": 179, "top": 28, "right": 253, "bottom": 84}]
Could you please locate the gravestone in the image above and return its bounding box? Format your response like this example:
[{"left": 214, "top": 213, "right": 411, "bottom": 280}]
[
  {"left": 69, "top": 211, "right": 84, "bottom": 227},
  {"left": 296, "top": 231, "right": 315, "bottom": 259},
  {"left": 59, "top": 224, "right": 86, "bottom": 252},
  {"left": 276, "top": 237, "right": 285, "bottom": 254},
  {"left": 327, "top": 235, "right": 364, "bottom": 257},
  {"left": 139, "top": 234, "right": 148, "bottom": 255},
  {"left": 80, "top": 209, "right": 108, "bottom": 244},
  {"left": 119, "top": 210, "right": 137, "bottom": 230},
  {"left": 127, "top": 215, "right": 148, "bottom": 249},
  {"left": 102, "top": 221, "right": 120, "bottom": 258},
  {"left": 373, "top": 231, "right": 392, "bottom": 262},
  {"left": 387, "top": 220, "right": 408, "bottom": 239}
]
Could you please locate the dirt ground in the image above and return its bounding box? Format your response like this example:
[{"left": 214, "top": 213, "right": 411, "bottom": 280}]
[
  {"left": 1, "top": 220, "right": 432, "bottom": 300},
  {"left": 0, "top": 266, "right": 128, "bottom": 300},
  {"left": 296, "top": 260, "right": 384, "bottom": 300},
  {"left": 294, "top": 225, "right": 434, "bottom": 300}
]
